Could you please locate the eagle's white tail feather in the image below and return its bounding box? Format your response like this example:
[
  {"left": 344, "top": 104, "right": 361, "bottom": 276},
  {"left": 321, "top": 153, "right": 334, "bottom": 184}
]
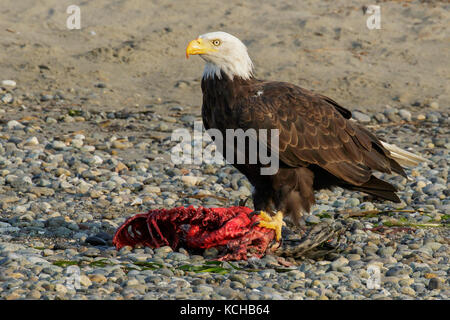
[{"left": 381, "top": 141, "right": 428, "bottom": 167}]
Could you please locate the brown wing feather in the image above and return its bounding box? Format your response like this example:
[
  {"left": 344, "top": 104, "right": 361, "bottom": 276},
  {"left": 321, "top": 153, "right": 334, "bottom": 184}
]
[{"left": 235, "top": 81, "right": 404, "bottom": 186}]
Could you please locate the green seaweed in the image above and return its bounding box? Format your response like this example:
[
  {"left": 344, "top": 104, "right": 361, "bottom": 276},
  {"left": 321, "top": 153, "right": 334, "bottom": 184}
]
[
  {"left": 317, "top": 212, "right": 332, "bottom": 219},
  {"left": 133, "top": 261, "right": 164, "bottom": 270},
  {"left": 52, "top": 260, "right": 80, "bottom": 267},
  {"left": 382, "top": 220, "right": 443, "bottom": 228},
  {"left": 89, "top": 259, "right": 113, "bottom": 268},
  {"left": 274, "top": 268, "right": 294, "bottom": 273},
  {"left": 50, "top": 257, "right": 295, "bottom": 275},
  {"left": 178, "top": 264, "right": 230, "bottom": 275},
  {"left": 68, "top": 109, "right": 83, "bottom": 116}
]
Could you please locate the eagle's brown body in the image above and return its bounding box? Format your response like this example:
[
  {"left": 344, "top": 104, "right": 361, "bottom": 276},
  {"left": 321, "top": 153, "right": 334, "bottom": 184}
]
[{"left": 202, "top": 71, "right": 406, "bottom": 225}]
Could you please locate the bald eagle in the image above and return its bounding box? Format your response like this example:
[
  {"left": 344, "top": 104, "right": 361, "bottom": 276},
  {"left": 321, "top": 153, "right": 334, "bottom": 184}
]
[{"left": 186, "top": 31, "right": 423, "bottom": 239}]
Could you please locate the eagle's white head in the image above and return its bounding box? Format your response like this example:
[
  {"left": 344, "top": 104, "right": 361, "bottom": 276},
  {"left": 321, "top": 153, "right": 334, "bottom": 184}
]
[{"left": 186, "top": 31, "right": 254, "bottom": 80}]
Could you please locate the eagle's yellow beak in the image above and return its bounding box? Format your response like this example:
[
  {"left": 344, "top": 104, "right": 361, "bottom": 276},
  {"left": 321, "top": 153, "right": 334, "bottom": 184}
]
[{"left": 186, "top": 38, "right": 217, "bottom": 59}]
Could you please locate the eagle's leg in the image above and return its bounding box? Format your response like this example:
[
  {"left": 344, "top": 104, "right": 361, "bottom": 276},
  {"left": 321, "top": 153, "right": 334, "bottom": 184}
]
[
  {"left": 250, "top": 186, "right": 285, "bottom": 240},
  {"left": 252, "top": 211, "right": 286, "bottom": 241}
]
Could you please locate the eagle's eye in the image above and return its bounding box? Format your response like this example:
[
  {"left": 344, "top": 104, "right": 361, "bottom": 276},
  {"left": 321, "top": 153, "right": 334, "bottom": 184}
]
[{"left": 211, "top": 39, "right": 221, "bottom": 46}]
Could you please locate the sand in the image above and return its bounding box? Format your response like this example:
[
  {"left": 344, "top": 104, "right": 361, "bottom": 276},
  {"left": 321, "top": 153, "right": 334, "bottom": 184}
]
[{"left": 0, "top": 0, "right": 448, "bottom": 114}]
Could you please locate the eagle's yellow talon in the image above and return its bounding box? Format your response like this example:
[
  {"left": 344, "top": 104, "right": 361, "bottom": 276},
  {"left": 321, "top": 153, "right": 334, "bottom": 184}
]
[{"left": 255, "top": 211, "right": 285, "bottom": 241}]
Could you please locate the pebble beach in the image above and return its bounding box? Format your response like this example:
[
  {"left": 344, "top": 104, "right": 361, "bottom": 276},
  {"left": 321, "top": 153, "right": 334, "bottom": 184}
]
[
  {"left": 0, "top": 88, "right": 448, "bottom": 300},
  {"left": 0, "top": 0, "right": 449, "bottom": 300}
]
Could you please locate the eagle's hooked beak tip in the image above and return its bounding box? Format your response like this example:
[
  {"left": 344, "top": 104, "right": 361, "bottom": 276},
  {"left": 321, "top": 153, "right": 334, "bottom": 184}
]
[
  {"left": 186, "top": 39, "right": 200, "bottom": 59},
  {"left": 186, "top": 38, "right": 216, "bottom": 59}
]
